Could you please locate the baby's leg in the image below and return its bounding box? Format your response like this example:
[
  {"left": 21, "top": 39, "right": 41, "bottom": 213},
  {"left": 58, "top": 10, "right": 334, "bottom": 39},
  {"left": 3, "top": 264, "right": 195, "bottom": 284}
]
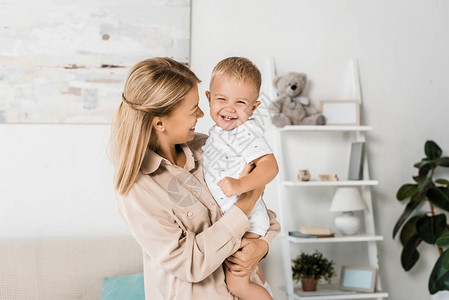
[
  {"left": 225, "top": 232, "right": 272, "bottom": 300},
  {"left": 242, "top": 233, "right": 267, "bottom": 284}
]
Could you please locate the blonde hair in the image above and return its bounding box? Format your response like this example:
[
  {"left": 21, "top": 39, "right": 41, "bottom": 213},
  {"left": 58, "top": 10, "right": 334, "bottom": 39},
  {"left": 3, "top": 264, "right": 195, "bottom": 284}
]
[
  {"left": 111, "top": 57, "right": 200, "bottom": 195},
  {"left": 210, "top": 57, "right": 261, "bottom": 93}
]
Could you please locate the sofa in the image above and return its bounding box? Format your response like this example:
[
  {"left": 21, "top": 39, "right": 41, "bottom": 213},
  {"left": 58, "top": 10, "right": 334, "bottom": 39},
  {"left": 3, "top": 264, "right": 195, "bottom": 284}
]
[{"left": 0, "top": 236, "right": 143, "bottom": 300}]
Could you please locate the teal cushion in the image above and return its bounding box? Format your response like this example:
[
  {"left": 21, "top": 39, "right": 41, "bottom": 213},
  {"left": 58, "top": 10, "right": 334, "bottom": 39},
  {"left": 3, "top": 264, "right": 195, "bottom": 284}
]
[{"left": 101, "top": 273, "right": 145, "bottom": 300}]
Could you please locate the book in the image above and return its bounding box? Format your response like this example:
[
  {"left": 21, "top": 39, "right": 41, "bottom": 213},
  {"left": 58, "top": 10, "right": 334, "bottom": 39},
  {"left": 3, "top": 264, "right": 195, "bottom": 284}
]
[
  {"left": 289, "top": 231, "right": 335, "bottom": 238},
  {"left": 289, "top": 231, "right": 317, "bottom": 238},
  {"left": 298, "top": 226, "right": 333, "bottom": 235}
]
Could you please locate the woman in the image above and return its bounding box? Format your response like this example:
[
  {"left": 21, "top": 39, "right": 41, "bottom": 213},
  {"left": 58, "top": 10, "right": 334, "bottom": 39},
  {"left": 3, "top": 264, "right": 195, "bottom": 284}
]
[{"left": 111, "top": 57, "right": 280, "bottom": 300}]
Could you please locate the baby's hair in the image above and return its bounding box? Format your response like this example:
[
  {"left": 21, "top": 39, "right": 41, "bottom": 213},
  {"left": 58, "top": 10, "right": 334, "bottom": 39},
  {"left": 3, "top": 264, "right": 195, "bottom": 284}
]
[{"left": 210, "top": 57, "right": 261, "bottom": 93}]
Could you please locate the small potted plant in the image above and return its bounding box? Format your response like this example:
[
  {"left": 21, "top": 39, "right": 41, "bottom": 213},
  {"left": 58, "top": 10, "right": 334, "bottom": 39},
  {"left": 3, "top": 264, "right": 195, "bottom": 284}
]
[{"left": 291, "top": 250, "right": 336, "bottom": 291}]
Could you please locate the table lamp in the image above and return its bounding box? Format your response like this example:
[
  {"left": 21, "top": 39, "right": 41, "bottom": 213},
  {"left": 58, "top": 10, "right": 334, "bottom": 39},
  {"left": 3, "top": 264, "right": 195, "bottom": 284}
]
[{"left": 330, "top": 187, "right": 367, "bottom": 235}]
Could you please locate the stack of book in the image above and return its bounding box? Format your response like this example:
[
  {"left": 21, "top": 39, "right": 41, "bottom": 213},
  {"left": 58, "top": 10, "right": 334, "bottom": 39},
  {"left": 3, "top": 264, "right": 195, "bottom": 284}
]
[{"left": 289, "top": 226, "right": 334, "bottom": 238}]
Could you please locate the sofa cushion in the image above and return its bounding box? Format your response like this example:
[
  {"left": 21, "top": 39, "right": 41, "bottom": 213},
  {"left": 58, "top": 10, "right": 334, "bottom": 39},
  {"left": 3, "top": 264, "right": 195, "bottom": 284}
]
[{"left": 101, "top": 272, "right": 144, "bottom": 300}]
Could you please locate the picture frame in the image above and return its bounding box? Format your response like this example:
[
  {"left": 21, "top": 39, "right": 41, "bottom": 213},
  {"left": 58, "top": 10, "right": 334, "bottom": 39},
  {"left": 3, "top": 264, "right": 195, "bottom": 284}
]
[
  {"left": 320, "top": 100, "right": 360, "bottom": 126},
  {"left": 347, "top": 142, "right": 365, "bottom": 180},
  {"left": 339, "top": 265, "right": 377, "bottom": 292}
]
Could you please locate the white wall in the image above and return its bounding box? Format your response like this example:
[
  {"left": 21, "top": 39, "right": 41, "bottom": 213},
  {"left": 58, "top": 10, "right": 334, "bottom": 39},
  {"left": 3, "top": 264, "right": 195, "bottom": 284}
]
[
  {"left": 0, "top": 124, "right": 129, "bottom": 237},
  {"left": 190, "top": 1, "right": 449, "bottom": 300},
  {"left": 1, "top": 1, "right": 449, "bottom": 300}
]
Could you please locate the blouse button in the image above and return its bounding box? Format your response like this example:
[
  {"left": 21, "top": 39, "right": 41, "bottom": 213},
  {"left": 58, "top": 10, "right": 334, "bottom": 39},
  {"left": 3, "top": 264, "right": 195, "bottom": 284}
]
[
  {"left": 187, "top": 211, "right": 193, "bottom": 217},
  {"left": 192, "top": 188, "right": 201, "bottom": 197}
]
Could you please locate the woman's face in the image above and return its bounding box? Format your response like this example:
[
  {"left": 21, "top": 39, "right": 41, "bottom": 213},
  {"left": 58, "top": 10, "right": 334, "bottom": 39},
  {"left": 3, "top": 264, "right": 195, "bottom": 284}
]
[{"left": 162, "top": 85, "right": 204, "bottom": 145}]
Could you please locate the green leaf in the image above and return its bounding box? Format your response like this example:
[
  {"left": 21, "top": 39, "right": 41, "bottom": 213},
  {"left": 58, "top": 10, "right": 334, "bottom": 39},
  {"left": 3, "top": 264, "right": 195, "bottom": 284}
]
[
  {"left": 425, "top": 140, "right": 442, "bottom": 160},
  {"left": 418, "top": 177, "right": 432, "bottom": 193},
  {"left": 393, "top": 200, "right": 423, "bottom": 239},
  {"left": 429, "top": 249, "right": 449, "bottom": 294},
  {"left": 436, "top": 234, "right": 449, "bottom": 248},
  {"left": 413, "top": 164, "right": 432, "bottom": 182},
  {"left": 413, "top": 163, "right": 432, "bottom": 182},
  {"left": 416, "top": 214, "right": 447, "bottom": 244},
  {"left": 414, "top": 159, "right": 432, "bottom": 169},
  {"left": 437, "top": 157, "right": 449, "bottom": 167},
  {"left": 427, "top": 187, "right": 449, "bottom": 212},
  {"left": 401, "top": 235, "right": 422, "bottom": 271},
  {"left": 291, "top": 251, "right": 335, "bottom": 282},
  {"left": 396, "top": 184, "right": 418, "bottom": 201},
  {"left": 436, "top": 179, "right": 449, "bottom": 187},
  {"left": 411, "top": 190, "right": 427, "bottom": 202},
  {"left": 400, "top": 215, "right": 424, "bottom": 246}
]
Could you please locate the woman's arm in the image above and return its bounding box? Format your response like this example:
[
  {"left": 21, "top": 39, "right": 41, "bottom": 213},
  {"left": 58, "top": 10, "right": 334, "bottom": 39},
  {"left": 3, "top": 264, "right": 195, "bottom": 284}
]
[
  {"left": 224, "top": 238, "right": 268, "bottom": 276},
  {"left": 225, "top": 209, "right": 280, "bottom": 276},
  {"left": 116, "top": 177, "right": 264, "bottom": 283},
  {"left": 260, "top": 209, "right": 280, "bottom": 245}
]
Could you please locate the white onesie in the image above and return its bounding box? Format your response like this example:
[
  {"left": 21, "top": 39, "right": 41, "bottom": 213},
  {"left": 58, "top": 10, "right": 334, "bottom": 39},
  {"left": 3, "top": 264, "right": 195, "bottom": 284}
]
[{"left": 202, "top": 118, "right": 272, "bottom": 236}]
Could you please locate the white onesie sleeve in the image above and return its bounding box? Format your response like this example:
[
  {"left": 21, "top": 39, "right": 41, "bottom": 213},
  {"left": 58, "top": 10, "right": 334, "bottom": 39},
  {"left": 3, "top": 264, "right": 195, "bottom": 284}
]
[{"left": 236, "top": 119, "right": 273, "bottom": 163}]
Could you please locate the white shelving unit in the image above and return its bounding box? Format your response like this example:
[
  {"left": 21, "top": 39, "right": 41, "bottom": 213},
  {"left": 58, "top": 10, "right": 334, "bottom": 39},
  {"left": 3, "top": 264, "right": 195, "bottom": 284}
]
[
  {"left": 265, "top": 59, "right": 388, "bottom": 300},
  {"left": 281, "top": 180, "right": 378, "bottom": 187},
  {"left": 292, "top": 290, "right": 389, "bottom": 300},
  {"left": 288, "top": 234, "right": 383, "bottom": 244},
  {"left": 279, "top": 125, "right": 373, "bottom": 132}
]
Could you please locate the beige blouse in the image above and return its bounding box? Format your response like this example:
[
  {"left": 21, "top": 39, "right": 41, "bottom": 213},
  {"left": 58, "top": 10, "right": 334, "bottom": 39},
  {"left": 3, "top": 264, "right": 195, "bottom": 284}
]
[{"left": 116, "top": 133, "right": 280, "bottom": 300}]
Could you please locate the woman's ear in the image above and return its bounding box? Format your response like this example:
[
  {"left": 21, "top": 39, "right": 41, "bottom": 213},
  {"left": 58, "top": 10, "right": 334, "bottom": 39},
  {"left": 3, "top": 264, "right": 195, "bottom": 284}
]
[{"left": 152, "top": 117, "right": 165, "bottom": 133}]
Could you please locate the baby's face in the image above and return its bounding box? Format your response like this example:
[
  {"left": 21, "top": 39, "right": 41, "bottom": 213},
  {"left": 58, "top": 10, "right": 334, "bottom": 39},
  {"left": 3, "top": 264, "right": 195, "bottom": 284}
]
[{"left": 206, "top": 75, "right": 260, "bottom": 130}]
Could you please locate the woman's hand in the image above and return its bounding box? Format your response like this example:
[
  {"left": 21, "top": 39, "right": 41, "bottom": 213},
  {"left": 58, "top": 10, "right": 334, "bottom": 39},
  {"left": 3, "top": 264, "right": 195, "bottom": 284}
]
[{"left": 224, "top": 238, "right": 269, "bottom": 277}]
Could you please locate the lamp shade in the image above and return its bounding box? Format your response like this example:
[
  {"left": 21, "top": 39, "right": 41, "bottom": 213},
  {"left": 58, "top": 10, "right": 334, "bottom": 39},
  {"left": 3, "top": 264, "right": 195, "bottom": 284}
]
[{"left": 330, "top": 187, "right": 367, "bottom": 212}]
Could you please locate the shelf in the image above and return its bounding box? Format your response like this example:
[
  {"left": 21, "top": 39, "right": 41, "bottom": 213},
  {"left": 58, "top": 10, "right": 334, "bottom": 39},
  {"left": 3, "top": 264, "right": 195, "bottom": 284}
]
[
  {"left": 289, "top": 284, "right": 388, "bottom": 299},
  {"left": 281, "top": 180, "right": 378, "bottom": 187},
  {"left": 285, "top": 234, "right": 384, "bottom": 244},
  {"left": 289, "top": 285, "right": 388, "bottom": 300},
  {"left": 292, "top": 291, "right": 388, "bottom": 300},
  {"left": 279, "top": 125, "right": 372, "bottom": 132}
]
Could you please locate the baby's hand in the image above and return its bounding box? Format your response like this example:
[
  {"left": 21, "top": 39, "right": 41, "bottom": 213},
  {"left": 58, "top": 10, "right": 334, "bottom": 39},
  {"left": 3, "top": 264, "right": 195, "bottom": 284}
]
[{"left": 217, "top": 177, "right": 242, "bottom": 197}]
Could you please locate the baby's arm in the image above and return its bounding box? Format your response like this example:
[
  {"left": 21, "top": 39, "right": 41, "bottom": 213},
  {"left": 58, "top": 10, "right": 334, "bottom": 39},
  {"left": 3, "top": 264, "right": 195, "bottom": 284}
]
[{"left": 217, "top": 154, "right": 279, "bottom": 197}]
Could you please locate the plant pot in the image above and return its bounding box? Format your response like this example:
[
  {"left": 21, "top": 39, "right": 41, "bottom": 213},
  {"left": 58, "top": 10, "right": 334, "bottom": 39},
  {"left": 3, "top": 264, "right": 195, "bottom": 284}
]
[{"left": 301, "top": 278, "right": 317, "bottom": 291}]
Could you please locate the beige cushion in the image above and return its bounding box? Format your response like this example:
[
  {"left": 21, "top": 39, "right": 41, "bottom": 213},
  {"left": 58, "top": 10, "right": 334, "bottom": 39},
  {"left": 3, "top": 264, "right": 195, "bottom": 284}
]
[{"left": 0, "top": 236, "right": 143, "bottom": 300}]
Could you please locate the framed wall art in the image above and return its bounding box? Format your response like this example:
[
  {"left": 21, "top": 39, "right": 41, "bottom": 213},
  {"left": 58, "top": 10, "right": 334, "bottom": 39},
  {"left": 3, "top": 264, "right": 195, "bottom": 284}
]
[{"left": 0, "top": 0, "right": 191, "bottom": 124}]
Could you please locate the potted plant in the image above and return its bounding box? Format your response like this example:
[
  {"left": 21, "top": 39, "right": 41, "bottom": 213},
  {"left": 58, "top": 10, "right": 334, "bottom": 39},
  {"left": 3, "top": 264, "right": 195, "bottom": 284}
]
[
  {"left": 393, "top": 140, "right": 449, "bottom": 294},
  {"left": 291, "top": 250, "right": 335, "bottom": 291}
]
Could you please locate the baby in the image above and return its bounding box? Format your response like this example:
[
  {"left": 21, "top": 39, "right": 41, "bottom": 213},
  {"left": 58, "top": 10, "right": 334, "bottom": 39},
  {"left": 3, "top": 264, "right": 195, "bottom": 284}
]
[{"left": 202, "top": 57, "right": 279, "bottom": 300}]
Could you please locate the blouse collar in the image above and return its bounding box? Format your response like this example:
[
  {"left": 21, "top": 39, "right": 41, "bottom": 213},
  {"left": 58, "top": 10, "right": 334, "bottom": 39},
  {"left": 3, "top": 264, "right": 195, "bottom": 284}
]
[{"left": 141, "top": 143, "right": 196, "bottom": 174}]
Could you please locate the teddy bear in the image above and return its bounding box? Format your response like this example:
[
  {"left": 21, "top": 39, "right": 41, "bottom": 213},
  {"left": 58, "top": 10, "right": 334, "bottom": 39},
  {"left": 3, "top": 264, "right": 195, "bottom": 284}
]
[{"left": 269, "top": 72, "right": 325, "bottom": 127}]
